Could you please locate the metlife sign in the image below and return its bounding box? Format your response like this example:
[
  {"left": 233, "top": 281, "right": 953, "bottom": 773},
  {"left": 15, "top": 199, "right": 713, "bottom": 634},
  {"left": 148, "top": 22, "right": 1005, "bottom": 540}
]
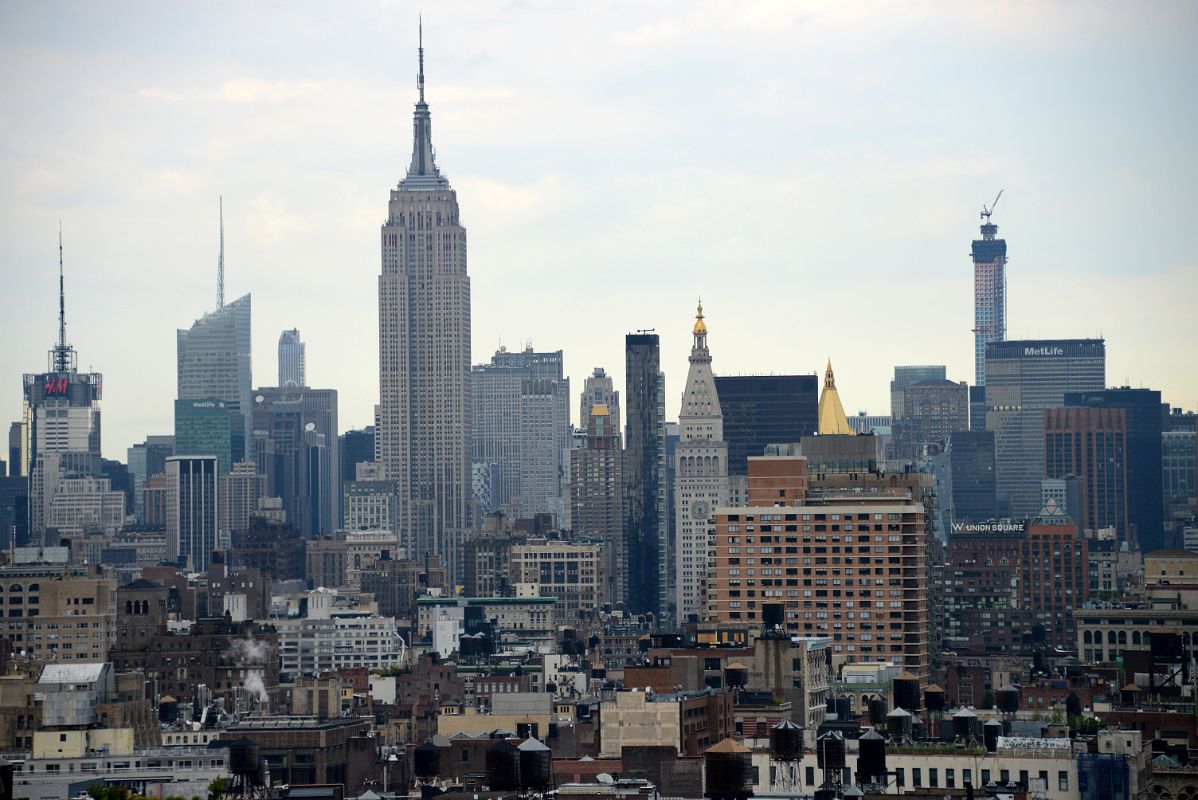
[
  {"left": 1023, "top": 346, "right": 1064, "bottom": 357},
  {"left": 950, "top": 520, "right": 1027, "bottom": 536}
]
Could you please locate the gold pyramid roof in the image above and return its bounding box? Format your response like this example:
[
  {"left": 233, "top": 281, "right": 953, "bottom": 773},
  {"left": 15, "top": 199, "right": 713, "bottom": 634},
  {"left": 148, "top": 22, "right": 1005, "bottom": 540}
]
[{"left": 817, "top": 359, "right": 854, "bottom": 435}]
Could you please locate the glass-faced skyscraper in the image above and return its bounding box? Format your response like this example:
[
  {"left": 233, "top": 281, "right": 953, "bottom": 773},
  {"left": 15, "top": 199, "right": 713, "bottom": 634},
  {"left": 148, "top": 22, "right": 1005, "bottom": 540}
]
[
  {"left": 278, "top": 328, "right": 306, "bottom": 388},
  {"left": 177, "top": 295, "right": 252, "bottom": 464},
  {"left": 378, "top": 30, "right": 471, "bottom": 560},
  {"left": 971, "top": 204, "right": 1007, "bottom": 430},
  {"left": 625, "top": 332, "right": 668, "bottom": 617}
]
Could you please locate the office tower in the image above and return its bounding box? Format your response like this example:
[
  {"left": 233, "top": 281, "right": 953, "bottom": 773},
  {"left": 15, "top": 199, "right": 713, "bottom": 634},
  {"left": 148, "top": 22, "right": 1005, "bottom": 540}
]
[
  {"left": 1044, "top": 407, "right": 1129, "bottom": 545},
  {"left": 278, "top": 328, "right": 306, "bottom": 388},
  {"left": 674, "top": 304, "right": 729, "bottom": 622},
  {"left": 127, "top": 435, "right": 174, "bottom": 523},
  {"left": 339, "top": 427, "right": 376, "bottom": 486},
  {"left": 891, "top": 379, "right": 968, "bottom": 462},
  {"left": 20, "top": 232, "right": 103, "bottom": 542},
  {"left": 946, "top": 431, "right": 997, "bottom": 524},
  {"left": 816, "top": 361, "right": 853, "bottom": 435},
  {"left": 0, "top": 476, "right": 29, "bottom": 547},
  {"left": 710, "top": 456, "right": 931, "bottom": 678},
  {"left": 377, "top": 29, "right": 471, "bottom": 560},
  {"left": 580, "top": 367, "right": 620, "bottom": 427},
  {"left": 1065, "top": 388, "right": 1164, "bottom": 551},
  {"left": 46, "top": 474, "right": 126, "bottom": 537},
  {"left": 984, "top": 339, "right": 1105, "bottom": 518},
  {"left": 174, "top": 398, "right": 236, "bottom": 474},
  {"left": 889, "top": 365, "right": 947, "bottom": 421},
  {"left": 570, "top": 397, "right": 625, "bottom": 607},
  {"left": 251, "top": 386, "right": 340, "bottom": 538},
  {"left": 624, "top": 333, "right": 668, "bottom": 616},
  {"left": 177, "top": 295, "right": 252, "bottom": 464},
  {"left": 7, "top": 422, "right": 20, "bottom": 476},
  {"left": 219, "top": 461, "right": 263, "bottom": 537},
  {"left": 714, "top": 375, "right": 818, "bottom": 476},
  {"left": 166, "top": 455, "right": 219, "bottom": 571},
  {"left": 471, "top": 346, "right": 570, "bottom": 519},
  {"left": 1164, "top": 427, "right": 1196, "bottom": 505},
  {"left": 971, "top": 196, "right": 1007, "bottom": 430},
  {"left": 344, "top": 475, "right": 399, "bottom": 532}
]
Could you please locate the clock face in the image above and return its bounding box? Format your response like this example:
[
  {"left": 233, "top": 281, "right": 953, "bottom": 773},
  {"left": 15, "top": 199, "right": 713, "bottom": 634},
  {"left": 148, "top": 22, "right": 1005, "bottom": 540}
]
[{"left": 691, "top": 500, "right": 709, "bottom": 520}]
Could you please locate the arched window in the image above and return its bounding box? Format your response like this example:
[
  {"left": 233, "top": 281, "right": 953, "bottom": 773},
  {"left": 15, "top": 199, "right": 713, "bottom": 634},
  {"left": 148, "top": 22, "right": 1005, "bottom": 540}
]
[
  {"left": 1118, "top": 631, "right": 1127, "bottom": 645},
  {"left": 1132, "top": 631, "right": 1141, "bottom": 645},
  {"left": 8, "top": 584, "right": 21, "bottom": 593},
  {"left": 1108, "top": 631, "right": 1117, "bottom": 645},
  {"left": 1083, "top": 630, "right": 1092, "bottom": 644}
]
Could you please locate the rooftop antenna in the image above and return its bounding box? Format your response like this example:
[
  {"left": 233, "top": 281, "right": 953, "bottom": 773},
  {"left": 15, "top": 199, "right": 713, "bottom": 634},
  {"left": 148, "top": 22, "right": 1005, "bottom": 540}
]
[
  {"left": 50, "top": 222, "right": 77, "bottom": 374},
  {"left": 980, "top": 189, "right": 1004, "bottom": 223},
  {"left": 217, "top": 196, "right": 225, "bottom": 309},
  {"left": 418, "top": 16, "right": 425, "bottom": 104}
]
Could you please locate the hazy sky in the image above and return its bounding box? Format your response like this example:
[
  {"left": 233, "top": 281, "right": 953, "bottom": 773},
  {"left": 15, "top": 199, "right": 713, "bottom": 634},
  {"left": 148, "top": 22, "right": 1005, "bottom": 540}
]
[{"left": 2, "top": 1, "right": 1196, "bottom": 461}]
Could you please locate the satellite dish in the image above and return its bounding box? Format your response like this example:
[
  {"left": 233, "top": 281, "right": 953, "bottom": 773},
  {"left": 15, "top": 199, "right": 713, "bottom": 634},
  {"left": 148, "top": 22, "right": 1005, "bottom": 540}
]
[
  {"left": 255, "top": 395, "right": 264, "bottom": 403},
  {"left": 305, "top": 422, "right": 316, "bottom": 432},
  {"left": 596, "top": 774, "right": 615, "bottom": 785}
]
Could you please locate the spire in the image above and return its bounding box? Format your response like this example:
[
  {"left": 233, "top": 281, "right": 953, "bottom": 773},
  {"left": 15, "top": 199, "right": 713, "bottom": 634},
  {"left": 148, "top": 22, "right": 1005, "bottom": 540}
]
[
  {"left": 418, "top": 15, "right": 425, "bottom": 104},
  {"left": 217, "top": 196, "right": 225, "bottom": 310},
  {"left": 693, "top": 298, "right": 707, "bottom": 336},
  {"left": 403, "top": 18, "right": 445, "bottom": 186},
  {"left": 50, "top": 222, "right": 77, "bottom": 374},
  {"left": 817, "top": 359, "right": 853, "bottom": 435}
]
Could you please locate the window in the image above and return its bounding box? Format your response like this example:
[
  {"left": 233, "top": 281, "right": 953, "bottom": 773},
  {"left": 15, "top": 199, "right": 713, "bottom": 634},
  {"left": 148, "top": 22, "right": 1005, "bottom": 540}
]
[
  {"left": 894, "top": 768, "right": 904, "bottom": 788},
  {"left": 1058, "top": 772, "right": 1069, "bottom": 791},
  {"left": 929, "top": 768, "right": 938, "bottom": 787},
  {"left": 805, "top": 767, "right": 815, "bottom": 786},
  {"left": 912, "top": 768, "right": 921, "bottom": 787},
  {"left": 946, "top": 768, "right": 955, "bottom": 788}
]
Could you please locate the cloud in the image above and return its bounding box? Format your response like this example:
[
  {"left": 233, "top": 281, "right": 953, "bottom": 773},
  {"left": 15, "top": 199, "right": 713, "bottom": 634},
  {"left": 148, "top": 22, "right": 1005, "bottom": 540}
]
[{"left": 138, "top": 78, "right": 325, "bottom": 105}]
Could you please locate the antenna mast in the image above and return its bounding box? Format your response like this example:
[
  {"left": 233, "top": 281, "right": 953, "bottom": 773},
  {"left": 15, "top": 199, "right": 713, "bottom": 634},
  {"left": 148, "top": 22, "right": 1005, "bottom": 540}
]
[
  {"left": 418, "top": 16, "right": 425, "bottom": 103},
  {"left": 217, "top": 196, "right": 225, "bottom": 309},
  {"left": 50, "top": 222, "right": 77, "bottom": 374}
]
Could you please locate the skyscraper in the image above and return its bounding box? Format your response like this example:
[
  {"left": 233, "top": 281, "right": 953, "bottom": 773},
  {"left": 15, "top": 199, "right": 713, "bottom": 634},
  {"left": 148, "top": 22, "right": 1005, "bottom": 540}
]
[
  {"left": 471, "top": 347, "right": 570, "bottom": 520},
  {"left": 891, "top": 379, "right": 969, "bottom": 462},
  {"left": 174, "top": 398, "right": 236, "bottom": 474},
  {"left": 970, "top": 195, "right": 1007, "bottom": 430},
  {"left": 713, "top": 375, "right": 817, "bottom": 476},
  {"left": 127, "top": 435, "right": 174, "bottom": 523},
  {"left": 570, "top": 396, "right": 625, "bottom": 607},
  {"left": 251, "top": 386, "right": 340, "bottom": 539},
  {"left": 984, "top": 339, "right": 1105, "bottom": 518},
  {"left": 166, "top": 455, "right": 219, "bottom": 571},
  {"left": 278, "top": 328, "right": 306, "bottom": 388},
  {"left": 1065, "top": 388, "right": 1164, "bottom": 552},
  {"left": 20, "top": 230, "right": 103, "bottom": 540},
  {"left": 1044, "top": 407, "right": 1128, "bottom": 542},
  {"left": 377, "top": 26, "right": 471, "bottom": 560},
  {"left": 674, "top": 304, "right": 729, "bottom": 622},
  {"left": 890, "top": 365, "right": 947, "bottom": 422},
  {"left": 178, "top": 201, "right": 252, "bottom": 463},
  {"left": 624, "top": 332, "right": 668, "bottom": 616}
]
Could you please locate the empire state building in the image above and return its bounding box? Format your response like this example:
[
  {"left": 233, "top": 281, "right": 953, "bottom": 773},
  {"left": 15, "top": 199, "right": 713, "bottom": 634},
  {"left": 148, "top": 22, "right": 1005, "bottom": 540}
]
[{"left": 378, "top": 27, "right": 471, "bottom": 560}]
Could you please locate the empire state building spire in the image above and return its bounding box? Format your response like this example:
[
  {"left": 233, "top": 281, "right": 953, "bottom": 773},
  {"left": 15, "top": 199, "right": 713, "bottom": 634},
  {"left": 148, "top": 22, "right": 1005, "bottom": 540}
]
[{"left": 404, "top": 18, "right": 446, "bottom": 187}]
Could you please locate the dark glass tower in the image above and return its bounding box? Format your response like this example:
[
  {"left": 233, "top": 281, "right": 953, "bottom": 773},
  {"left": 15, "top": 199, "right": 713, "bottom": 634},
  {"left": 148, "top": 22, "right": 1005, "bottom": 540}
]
[
  {"left": 1065, "top": 388, "right": 1164, "bottom": 551},
  {"left": 624, "top": 333, "right": 667, "bottom": 616},
  {"left": 713, "top": 375, "right": 817, "bottom": 476}
]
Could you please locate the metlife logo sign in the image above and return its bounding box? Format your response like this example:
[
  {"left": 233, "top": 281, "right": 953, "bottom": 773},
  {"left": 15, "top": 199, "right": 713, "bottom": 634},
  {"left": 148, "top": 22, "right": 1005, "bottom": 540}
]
[{"left": 1023, "top": 346, "right": 1064, "bottom": 357}]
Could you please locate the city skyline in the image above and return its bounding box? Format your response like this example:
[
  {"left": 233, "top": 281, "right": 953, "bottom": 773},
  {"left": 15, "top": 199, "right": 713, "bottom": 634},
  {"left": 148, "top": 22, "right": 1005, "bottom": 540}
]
[{"left": 2, "top": 3, "right": 1196, "bottom": 460}]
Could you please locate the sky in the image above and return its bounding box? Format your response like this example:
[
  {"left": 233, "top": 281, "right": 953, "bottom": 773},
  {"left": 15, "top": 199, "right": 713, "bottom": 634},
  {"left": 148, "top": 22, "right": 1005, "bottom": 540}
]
[{"left": 1, "top": 1, "right": 1196, "bottom": 461}]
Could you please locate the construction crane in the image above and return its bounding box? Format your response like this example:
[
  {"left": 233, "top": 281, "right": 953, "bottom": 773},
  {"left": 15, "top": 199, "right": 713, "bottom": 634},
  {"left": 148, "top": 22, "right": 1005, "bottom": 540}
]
[{"left": 981, "top": 189, "right": 1004, "bottom": 222}]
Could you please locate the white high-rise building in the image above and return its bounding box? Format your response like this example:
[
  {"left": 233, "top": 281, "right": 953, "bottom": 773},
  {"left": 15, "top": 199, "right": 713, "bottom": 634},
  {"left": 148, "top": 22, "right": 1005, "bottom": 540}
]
[
  {"left": 674, "top": 303, "right": 729, "bottom": 621},
  {"left": 278, "top": 328, "right": 306, "bottom": 387},
  {"left": 471, "top": 347, "right": 570, "bottom": 520},
  {"left": 377, "top": 28, "right": 471, "bottom": 560}
]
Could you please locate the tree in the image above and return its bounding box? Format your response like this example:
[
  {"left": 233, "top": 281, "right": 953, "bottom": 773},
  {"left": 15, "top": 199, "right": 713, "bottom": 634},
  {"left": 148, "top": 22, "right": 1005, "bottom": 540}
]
[
  {"left": 981, "top": 691, "right": 995, "bottom": 710},
  {"left": 208, "top": 777, "right": 230, "bottom": 800}
]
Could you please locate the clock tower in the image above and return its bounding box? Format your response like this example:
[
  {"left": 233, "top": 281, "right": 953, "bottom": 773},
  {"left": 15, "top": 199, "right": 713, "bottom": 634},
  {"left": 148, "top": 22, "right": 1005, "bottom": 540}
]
[{"left": 674, "top": 301, "right": 730, "bottom": 621}]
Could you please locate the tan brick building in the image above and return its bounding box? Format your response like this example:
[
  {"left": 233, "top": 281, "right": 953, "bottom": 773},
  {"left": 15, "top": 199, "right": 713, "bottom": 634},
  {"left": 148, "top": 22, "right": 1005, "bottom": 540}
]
[{"left": 710, "top": 456, "right": 930, "bottom": 679}]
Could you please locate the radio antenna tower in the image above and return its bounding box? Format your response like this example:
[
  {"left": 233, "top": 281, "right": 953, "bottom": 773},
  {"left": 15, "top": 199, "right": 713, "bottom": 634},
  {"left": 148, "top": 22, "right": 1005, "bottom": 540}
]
[
  {"left": 217, "top": 196, "right": 225, "bottom": 309},
  {"left": 50, "top": 222, "right": 77, "bottom": 374}
]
